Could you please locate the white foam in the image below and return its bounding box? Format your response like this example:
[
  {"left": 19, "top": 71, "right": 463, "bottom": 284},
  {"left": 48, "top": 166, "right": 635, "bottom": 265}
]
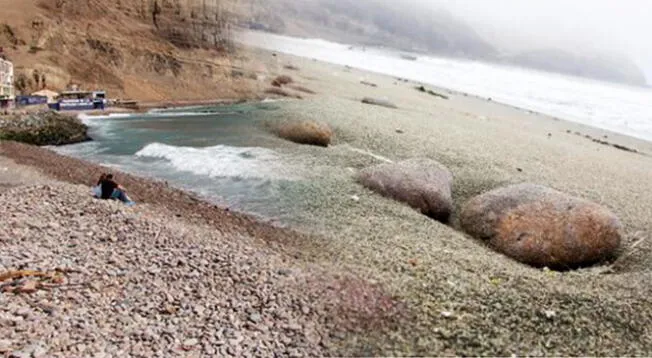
[
  {"left": 145, "top": 110, "right": 217, "bottom": 117},
  {"left": 78, "top": 113, "right": 133, "bottom": 122},
  {"left": 340, "top": 145, "right": 393, "bottom": 163},
  {"left": 135, "top": 142, "right": 301, "bottom": 180}
]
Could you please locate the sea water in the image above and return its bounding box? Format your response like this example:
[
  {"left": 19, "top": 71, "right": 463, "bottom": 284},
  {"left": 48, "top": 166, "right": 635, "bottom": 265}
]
[{"left": 56, "top": 103, "right": 321, "bottom": 222}]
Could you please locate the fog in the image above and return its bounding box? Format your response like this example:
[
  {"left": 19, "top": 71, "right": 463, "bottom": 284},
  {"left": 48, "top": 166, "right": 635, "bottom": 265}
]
[{"left": 402, "top": 0, "right": 652, "bottom": 79}]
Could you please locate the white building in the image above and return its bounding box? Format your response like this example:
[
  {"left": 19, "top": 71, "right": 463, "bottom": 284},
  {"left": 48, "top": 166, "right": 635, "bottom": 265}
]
[{"left": 0, "top": 57, "right": 15, "bottom": 107}]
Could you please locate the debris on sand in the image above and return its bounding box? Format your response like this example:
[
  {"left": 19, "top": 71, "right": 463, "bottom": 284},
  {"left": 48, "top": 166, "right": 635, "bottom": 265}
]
[
  {"left": 415, "top": 86, "right": 449, "bottom": 100},
  {"left": 271, "top": 75, "right": 294, "bottom": 87},
  {"left": 288, "top": 84, "right": 317, "bottom": 94},
  {"left": 264, "top": 87, "right": 303, "bottom": 99},
  {"left": 284, "top": 64, "right": 300, "bottom": 71},
  {"left": 570, "top": 131, "right": 639, "bottom": 154},
  {"left": 0, "top": 269, "right": 70, "bottom": 294},
  {"left": 361, "top": 97, "right": 398, "bottom": 109}
]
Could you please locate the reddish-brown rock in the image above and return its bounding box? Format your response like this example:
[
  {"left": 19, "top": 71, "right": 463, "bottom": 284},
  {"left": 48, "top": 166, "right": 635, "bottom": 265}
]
[
  {"left": 271, "top": 120, "right": 333, "bottom": 147},
  {"left": 357, "top": 158, "right": 453, "bottom": 222},
  {"left": 460, "top": 184, "right": 622, "bottom": 268}
]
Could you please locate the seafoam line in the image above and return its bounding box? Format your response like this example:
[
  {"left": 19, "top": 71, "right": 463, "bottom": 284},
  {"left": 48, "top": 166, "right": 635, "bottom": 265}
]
[{"left": 342, "top": 145, "right": 394, "bottom": 163}]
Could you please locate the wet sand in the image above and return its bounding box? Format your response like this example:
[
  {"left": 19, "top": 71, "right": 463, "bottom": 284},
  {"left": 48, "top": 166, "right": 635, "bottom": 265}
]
[{"left": 2, "top": 47, "right": 652, "bottom": 355}]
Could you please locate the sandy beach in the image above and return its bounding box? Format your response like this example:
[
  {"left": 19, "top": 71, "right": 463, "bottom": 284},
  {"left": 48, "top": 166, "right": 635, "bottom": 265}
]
[{"left": 1, "top": 47, "right": 652, "bottom": 356}]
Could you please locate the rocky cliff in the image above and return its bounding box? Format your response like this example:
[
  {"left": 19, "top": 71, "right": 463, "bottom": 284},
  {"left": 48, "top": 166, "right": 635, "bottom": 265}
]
[{"left": 0, "top": 0, "right": 252, "bottom": 101}]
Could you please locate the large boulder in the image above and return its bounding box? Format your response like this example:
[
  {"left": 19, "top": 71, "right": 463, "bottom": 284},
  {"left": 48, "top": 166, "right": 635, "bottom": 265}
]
[
  {"left": 357, "top": 158, "right": 453, "bottom": 222},
  {"left": 460, "top": 184, "right": 622, "bottom": 268},
  {"left": 271, "top": 120, "right": 333, "bottom": 147},
  {"left": 0, "top": 111, "right": 90, "bottom": 146}
]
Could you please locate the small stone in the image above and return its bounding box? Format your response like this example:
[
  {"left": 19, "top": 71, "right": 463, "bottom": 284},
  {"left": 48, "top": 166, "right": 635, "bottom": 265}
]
[
  {"left": 544, "top": 310, "right": 556, "bottom": 319},
  {"left": 277, "top": 268, "right": 292, "bottom": 276},
  {"left": 228, "top": 336, "right": 244, "bottom": 346},
  {"left": 287, "top": 323, "right": 302, "bottom": 331},
  {"left": 15, "top": 308, "right": 30, "bottom": 318},
  {"left": 161, "top": 305, "right": 177, "bottom": 315},
  {"left": 16, "top": 280, "right": 38, "bottom": 294},
  {"left": 32, "top": 345, "right": 48, "bottom": 358},
  {"left": 362, "top": 97, "right": 398, "bottom": 109},
  {"left": 0, "top": 340, "right": 12, "bottom": 353},
  {"left": 9, "top": 351, "right": 30, "bottom": 358},
  {"left": 248, "top": 313, "right": 262, "bottom": 323},
  {"left": 182, "top": 338, "right": 198, "bottom": 349},
  {"left": 350, "top": 195, "right": 360, "bottom": 202},
  {"left": 440, "top": 311, "right": 455, "bottom": 319}
]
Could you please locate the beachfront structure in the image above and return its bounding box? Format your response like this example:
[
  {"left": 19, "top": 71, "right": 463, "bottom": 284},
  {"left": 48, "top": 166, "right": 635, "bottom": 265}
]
[
  {"left": 48, "top": 90, "right": 106, "bottom": 111},
  {"left": 0, "top": 57, "right": 15, "bottom": 108},
  {"left": 32, "top": 89, "right": 60, "bottom": 103}
]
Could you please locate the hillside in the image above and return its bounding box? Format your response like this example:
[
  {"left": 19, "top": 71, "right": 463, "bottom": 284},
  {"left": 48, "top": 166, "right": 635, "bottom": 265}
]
[
  {"left": 0, "top": 0, "right": 253, "bottom": 101},
  {"left": 235, "top": 0, "right": 496, "bottom": 59},
  {"left": 505, "top": 49, "right": 648, "bottom": 86}
]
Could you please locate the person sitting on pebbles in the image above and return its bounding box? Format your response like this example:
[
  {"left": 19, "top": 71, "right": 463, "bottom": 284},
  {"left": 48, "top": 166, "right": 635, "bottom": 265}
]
[{"left": 93, "top": 173, "right": 135, "bottom": 206}]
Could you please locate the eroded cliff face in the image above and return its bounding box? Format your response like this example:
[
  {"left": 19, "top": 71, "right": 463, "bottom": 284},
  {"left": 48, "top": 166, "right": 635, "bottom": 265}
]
[{"left": 0, "top": 0, "right": 253, "bottom": 101}]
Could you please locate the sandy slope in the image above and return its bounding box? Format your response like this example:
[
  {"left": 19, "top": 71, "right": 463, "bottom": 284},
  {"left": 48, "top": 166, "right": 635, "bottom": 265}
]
[{"left": 244, "top": 48, "right": 652, "bottom": 355}]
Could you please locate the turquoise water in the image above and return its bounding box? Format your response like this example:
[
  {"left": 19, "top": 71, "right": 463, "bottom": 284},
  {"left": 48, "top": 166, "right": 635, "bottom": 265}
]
[{"left": 55, "top": 102, "right": 315, "bottom": 223}]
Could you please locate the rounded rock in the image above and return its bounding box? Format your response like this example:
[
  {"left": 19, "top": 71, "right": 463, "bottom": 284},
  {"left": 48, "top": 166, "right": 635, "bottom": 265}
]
[
  {"left": 459, "top": 183, "right": 622, "bottom": 268},
  {"left": 271, "top": 120, "right": 333, "bottom": 147},
  {"left": 357, "top": 158, "right": 453, "bottom": 222}
]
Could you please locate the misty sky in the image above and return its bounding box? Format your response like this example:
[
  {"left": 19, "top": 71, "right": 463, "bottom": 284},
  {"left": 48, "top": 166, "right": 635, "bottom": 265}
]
[{"left": 408, "top": 0, "right": 652, "bottom": 78}]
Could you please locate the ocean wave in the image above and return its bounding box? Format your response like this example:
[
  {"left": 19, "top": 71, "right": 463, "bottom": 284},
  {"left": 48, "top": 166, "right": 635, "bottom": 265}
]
[
  {"left": 145, "top": 110, "right": 219, "bottom": 117},
  {"left": 135, "top": 142, "right": 301, "bottom": 180},
  {"left": 78, "top": 113, "right": 133, "bottom": 123}
]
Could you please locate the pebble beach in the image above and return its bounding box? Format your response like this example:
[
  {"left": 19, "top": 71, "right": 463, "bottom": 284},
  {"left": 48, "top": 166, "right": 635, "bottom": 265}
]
[{"left": 1, "top": 48, "right": 652, "bottom": 356}]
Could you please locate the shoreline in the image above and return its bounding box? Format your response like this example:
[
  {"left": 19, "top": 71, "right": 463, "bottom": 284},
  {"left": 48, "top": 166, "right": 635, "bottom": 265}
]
[
  {"left": 2, "top": 45, "right": 652, "bottom": 355},
  {"left": 0, "top": 141, "right": 314, "bottom": 254},
  {"left": 239, "top": 33, "right": 652, "bottom": 146}
]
